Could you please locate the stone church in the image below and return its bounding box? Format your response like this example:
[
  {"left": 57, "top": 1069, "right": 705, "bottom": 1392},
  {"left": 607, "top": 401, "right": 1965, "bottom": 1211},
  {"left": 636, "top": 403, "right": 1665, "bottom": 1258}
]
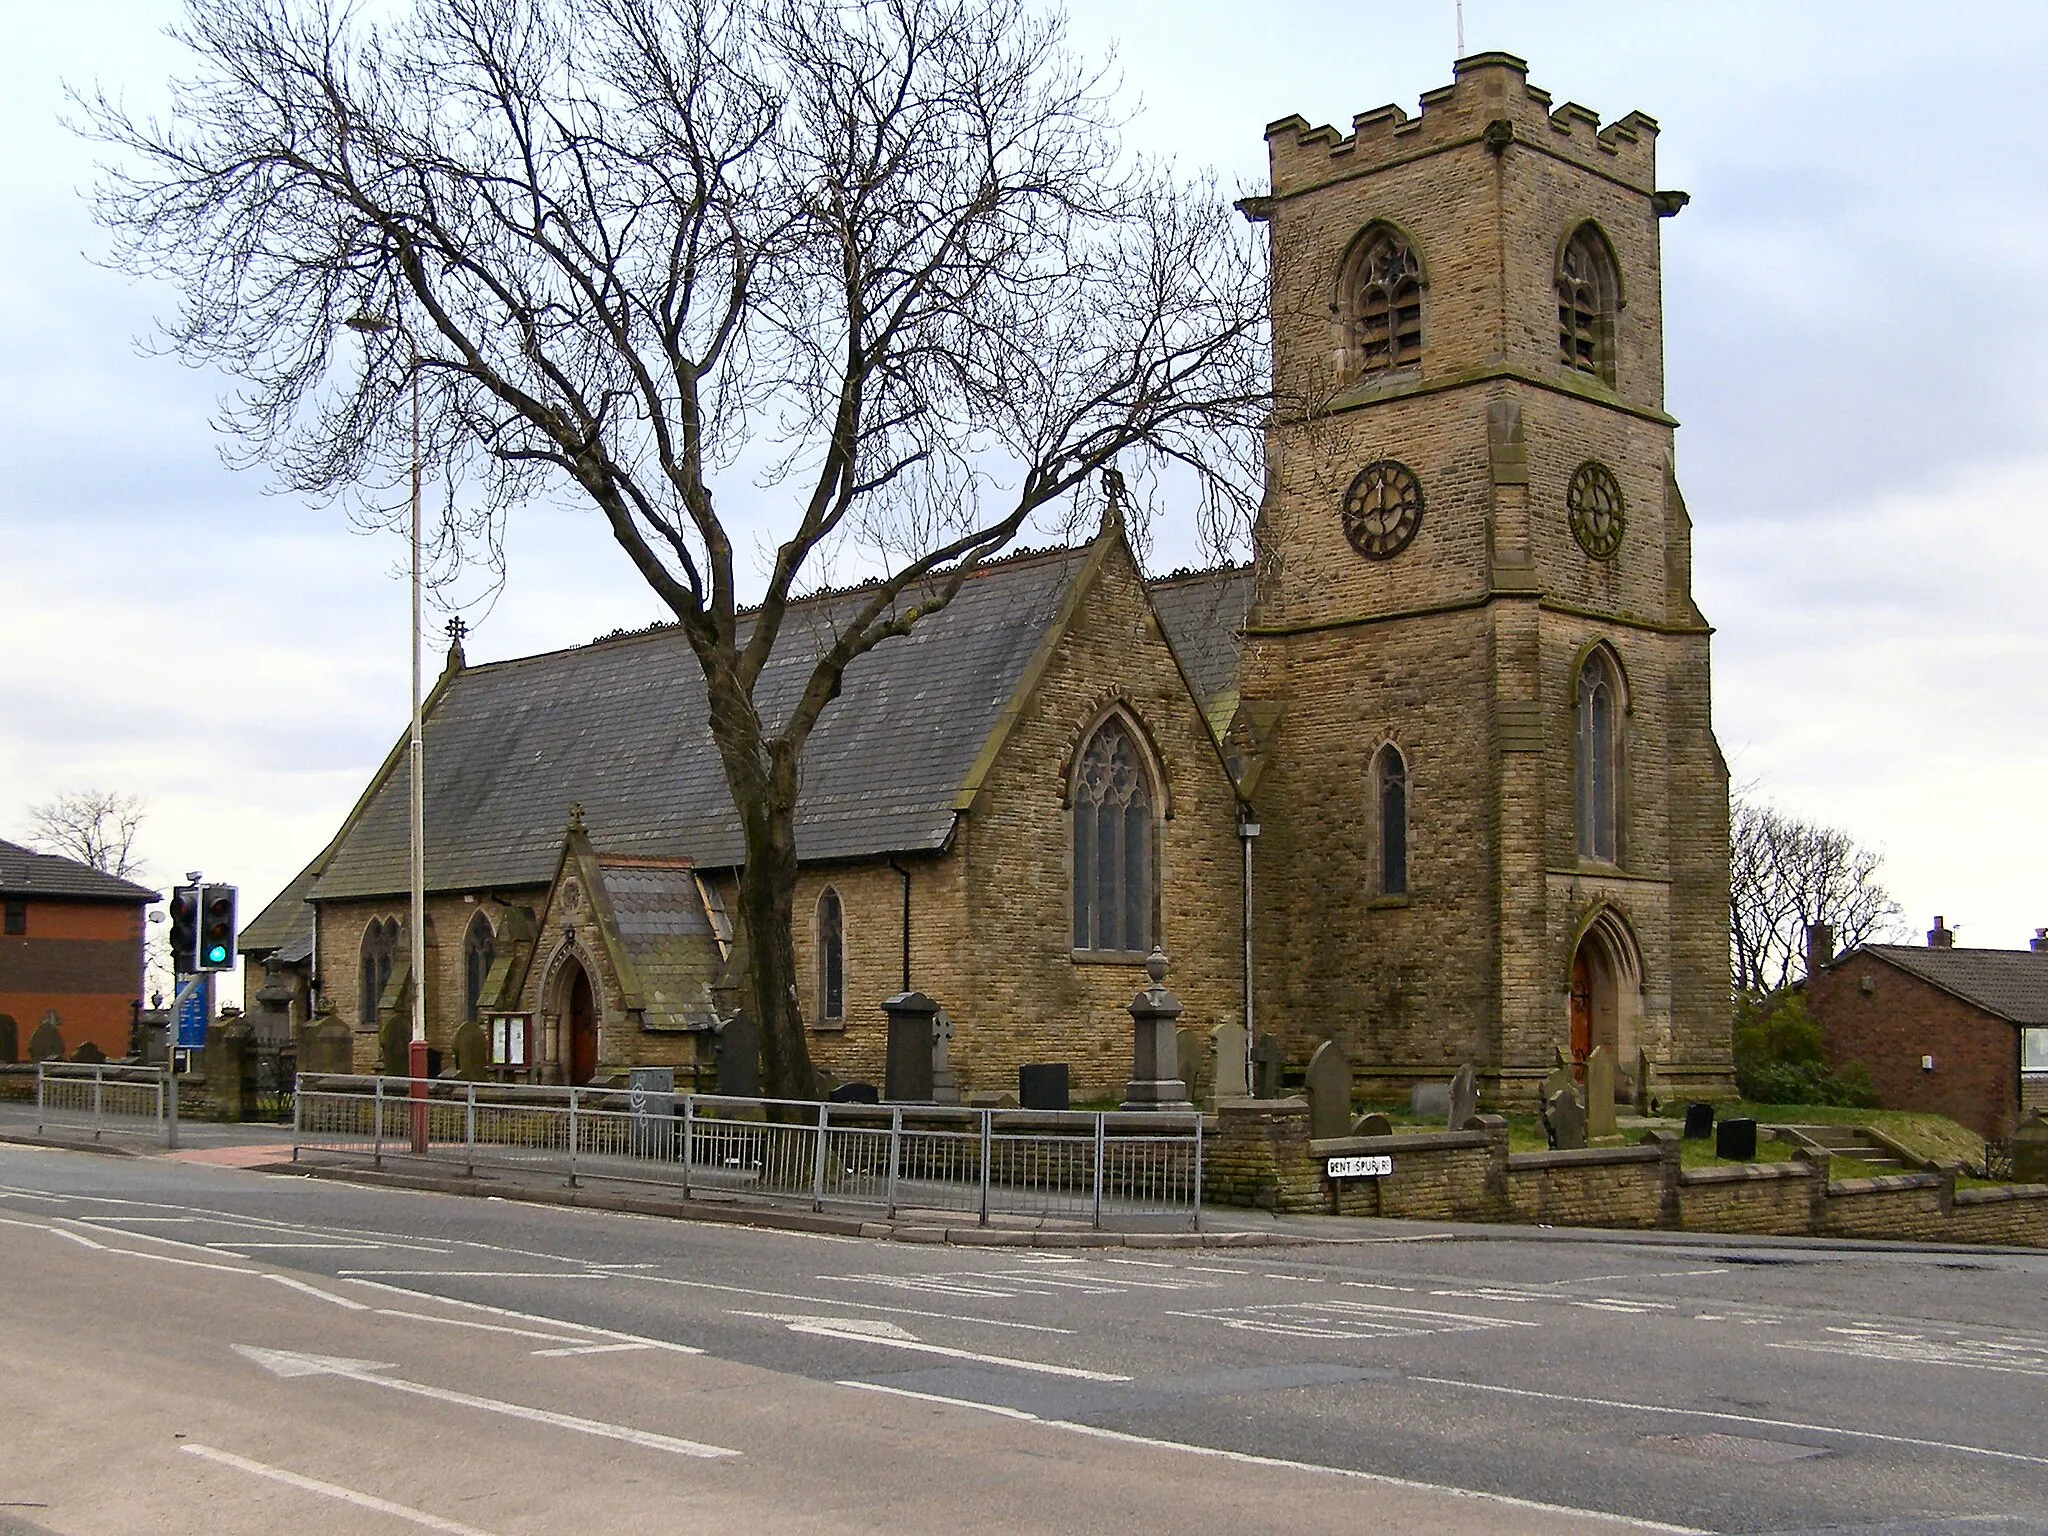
[{"left": 241, "top": 53, "right": 1732, "bottom": 1107}]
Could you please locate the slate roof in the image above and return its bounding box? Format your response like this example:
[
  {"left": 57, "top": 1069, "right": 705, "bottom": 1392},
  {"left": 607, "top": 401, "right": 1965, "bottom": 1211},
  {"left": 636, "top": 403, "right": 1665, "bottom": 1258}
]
[
  {"left": 0, "top": 839, "right": 159, "bottom": 904},
  {"left": 1148, "top": 564, "right": 1253, "bottom": 715},
  {"left": 241, "top": 860, "right": 318, "bottom": 960},
  {"left": 596, "top": 858, "right": 722, "bottom": 1031},
  {"left": 1857, "top": 945, "right": 2048, "bottom": 1028}
]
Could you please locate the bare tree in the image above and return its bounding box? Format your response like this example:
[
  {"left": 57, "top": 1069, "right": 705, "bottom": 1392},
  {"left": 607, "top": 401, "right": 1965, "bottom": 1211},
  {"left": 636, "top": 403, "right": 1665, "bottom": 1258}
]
[
  {"left": 26, "top": 790, "right": 149, "bottom": 880},
  {"left": 83, "top": 0, "right": 1267, "bottom": 1096},
  {"left": 1730, "top": 791, "right": 1904, "bottom": 997}
]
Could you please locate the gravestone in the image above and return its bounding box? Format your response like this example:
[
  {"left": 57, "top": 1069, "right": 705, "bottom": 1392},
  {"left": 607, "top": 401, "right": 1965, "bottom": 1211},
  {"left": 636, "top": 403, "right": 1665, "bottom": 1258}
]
[
  {"left": 1018, "top": 1064, "right": 1069, "bottom": 1112},
  {"left": 968, "top": 1090, "right": 1020, "bottom": 1109},
  {"left": 1585, "top": 1045, "right": 1617, "bottom": 1137},
  {"left": 828, "top": 1081, "right": 880, "bottom": 1105},
  {"left": 28, "top": 1011, "right": 64, "bottom": 1064},
  {"left": 1304, "top": 1039, "right": 1351, "bottom": 1141},
  {"left": 715, "top": 1010, "right": 761, "bottom": 1098},
  {"left": 1349, "top": 1112, "right": 1393, "bottom": 1138},
  {"left": 1122, "top": 950, "right": 1192, "bottom": 1111},
  {"left": 1251, "top": 1035, "right": 1286, "bottom": 1100},
  {"left": 1715, "top": 1117, "right": 1758, "bottom": 1162},
  {"left": 881, "top": 992, "right": 939, "bottom": 1102},
  {"left": 1175, "top": 1026, "right": 1208, "bottom": 1108},
  {"left": 2009, "top": 1111, "right": 2048, "bottom": 1184},
  {"left": 931, "top": 1010, "right": 961, "bottom": 1105},
  {"left": 1542, "top": 1060, "right": 1574, "bottom": 1113},
  {"left": 1447, "top": 1063, "right": 1478, "bottom": 1130},
  {"left": 299, "top": 1003, "right": 355, "bottom": 1076},
  {"left": 1636, "top": 1048, "right": 1661, "bottom": 1114},
  {"left": 0, "top": 1013, "right": 17, "bottom": 1064},
  {"left": 72, "top": 1042, "right": 107, "bottom": 1065},
  {"left": 377, "top": 1006, "right": 410, "bottom": 1078},
  {"left": 1211, "top": 1019, "right": 1249, "bottom": 1103},
  {"left": 1682, "top": 1102, "right": 1716, "bottom": 1140},
  {"left": 1410, "top": 1082, "right": 1450, "bottom": 1120},
  {"left": 628, "top": 1066, "right": 677, "bottom": 1157},
  {"left": 451, "top": 1018, "right": 490, "bottom": 1081},
  {"left": 1544, "top": 1082, "right": 1587, "bottom": 1151}
]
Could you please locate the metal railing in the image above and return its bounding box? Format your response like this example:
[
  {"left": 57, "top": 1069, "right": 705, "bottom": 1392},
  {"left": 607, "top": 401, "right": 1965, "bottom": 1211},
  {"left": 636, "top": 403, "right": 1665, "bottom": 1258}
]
[
  {"left": 36, "top": 1062, "right": 176, "bottom": 1148},
  {"left": 293, "top": 1075, "right": 1202, "bottom": 1230}
]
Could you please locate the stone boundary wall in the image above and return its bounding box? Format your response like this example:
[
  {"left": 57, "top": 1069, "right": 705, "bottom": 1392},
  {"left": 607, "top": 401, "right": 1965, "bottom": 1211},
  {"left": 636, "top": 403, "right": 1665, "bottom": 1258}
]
[{"left": 1203, "top": 1100, "right": 2048, "bottom": 1247}]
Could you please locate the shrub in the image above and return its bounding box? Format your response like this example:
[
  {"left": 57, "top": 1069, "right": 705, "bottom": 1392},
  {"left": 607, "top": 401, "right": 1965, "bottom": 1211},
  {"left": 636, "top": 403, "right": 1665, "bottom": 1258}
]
[{"left": 1733, "top": 992, "right": 1879, "bottom": 1108}]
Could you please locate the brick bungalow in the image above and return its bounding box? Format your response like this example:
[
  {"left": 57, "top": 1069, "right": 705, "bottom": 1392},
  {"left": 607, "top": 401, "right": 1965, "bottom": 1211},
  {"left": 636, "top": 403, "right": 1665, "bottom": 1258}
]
[
  {"left": 0, "top": 839, "right": 160, "bottom": 1061},
  {"left": 1806, "top": 921, "right": 2048, "bottom": 1142}
]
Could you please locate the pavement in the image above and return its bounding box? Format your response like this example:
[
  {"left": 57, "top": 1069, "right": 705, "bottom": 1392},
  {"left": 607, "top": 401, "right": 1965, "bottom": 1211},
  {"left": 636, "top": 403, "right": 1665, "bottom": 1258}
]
[{"left": 2, "top": 1139, "right": 2045, "bottom": 1534}]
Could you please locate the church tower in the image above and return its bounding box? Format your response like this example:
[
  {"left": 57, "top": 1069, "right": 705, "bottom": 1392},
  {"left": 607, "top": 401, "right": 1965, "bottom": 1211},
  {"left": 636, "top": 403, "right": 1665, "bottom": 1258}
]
[{"left": 1237, "top": 53, "right": 1732, "bottom": 1105}]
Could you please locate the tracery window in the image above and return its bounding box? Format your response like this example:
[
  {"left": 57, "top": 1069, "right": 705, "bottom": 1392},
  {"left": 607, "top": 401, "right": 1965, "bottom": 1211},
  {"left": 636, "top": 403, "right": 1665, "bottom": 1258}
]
[
  {"left": 816, "top": 888, "right": 844, "bottom": 1022},
  {"left": 1071, "top": 715, "right": 1156, "bottom": 957},
  {"left": 1576, "top": 650, "right": 1623, "bottom": 864},
  {"left": 463, "top": 911, "right": 496, "bottom": 1023},
  {"left": 1344, "top": 226, "right": 1423, "bottom": 376},
  {"left": 1376, "top": 745, "right": 1409, "bottom": 897},
  {"left": 1557, "top": 223, "right": 1619, "bottom": 382},
  {"left": 359, "top": 917, "right": 399, "bottom": 1028}
]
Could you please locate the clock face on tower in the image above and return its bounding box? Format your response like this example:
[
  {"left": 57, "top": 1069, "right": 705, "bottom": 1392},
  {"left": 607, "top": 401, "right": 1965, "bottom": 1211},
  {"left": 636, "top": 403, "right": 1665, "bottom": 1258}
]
[
  {"left": 1340, "top": 459, "right": 1424, "bottom": 560},
  {"left": 1568, "top": 460, "right": 1626, "bottom": 560}
]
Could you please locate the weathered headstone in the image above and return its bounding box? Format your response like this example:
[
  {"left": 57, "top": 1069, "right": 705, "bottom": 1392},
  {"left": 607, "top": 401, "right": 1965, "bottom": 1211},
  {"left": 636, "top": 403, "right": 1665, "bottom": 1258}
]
[
  {"left": 967, "top": 1090, "right": 1020, "bottom": 1109},
  {"left": 451, "top": 1018, "right": 490, "bottom": 1081},
  {"left": 1211, "top": 1019, "right": 1249, "bottom": 1103},
  {"left": 1175, "top": 1026, "right": 1208, "bottom": 1108},
  {"left": 1410, "top": 1082, "right": 1450, "bottom": 1120},
  {"left": 1542, "top": 1061, "right": 1574, "bottom": 1113},
  {"left": 1349, "top": 1111, "right": 1393, "bottom": 1138},
  {"left": 715, "top": 1010, "right": 761, "bottom": 1098},
  {"left": 1018, "top": 1063, "right": 1069, "bottom": 1112},
  {"left": 1447, "top": 1063, "right": 1478, "bottom": 1131},
  {"left": 1304, "top": 1039, "right": 1351, "bottom": 1140},
  {"left": 881, "top": 992, "right": 938, "bottom": 1102},
  {"left": 1636, "top": 1048, "right": 1660, "bottom": 1114},
  {"left": 1715, "top": 1117, "right": 1758, "bottom": 1162},
  {"left": 72, "top": 1041, "right": 107, "bottom": 1065},
  {"left": 1682, "top": 1101, "right": 1715, "bottom": 1140},
  {"left": 0, "top": 1013, "right": 17, "bottom": 1065},
  {"left": 1123, "top": 950, "right": 1192, "bottom": 1110},
  {"left": 1545, "top": 1083, "right": 1587, "bottom": 1150},
  {"left": 28, "top": 1011, "right": 64, "bottom": 1064},
  {"left": 2009, "top": 1111, "right": 2048, "bottom": 1184},
  {"left": 931, "top": 1009, "right": 961, "bottom": 1105},
  {"left": 1251, "top": 1034, "right": 1286, "bottom": 1100},
  {"left": 299, "top": 1003, "right": 355, "bottom": 1076},
  {"left": 377, "top": 1006, "right": 410, "bottom": 1078},
  {"left": 1585, "top": 1045, "right": 1617, "bottom": 1138}
]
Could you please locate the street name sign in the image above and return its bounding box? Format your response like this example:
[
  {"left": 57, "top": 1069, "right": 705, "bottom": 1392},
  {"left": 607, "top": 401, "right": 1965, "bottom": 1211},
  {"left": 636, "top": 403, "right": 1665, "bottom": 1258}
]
[{"left": 1326, "top": 1154, "right": 1393, "bottom": 1179}]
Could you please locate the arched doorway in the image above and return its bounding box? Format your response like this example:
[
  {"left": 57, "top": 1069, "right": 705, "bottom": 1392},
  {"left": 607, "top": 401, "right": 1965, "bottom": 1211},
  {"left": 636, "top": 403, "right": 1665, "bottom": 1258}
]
[
  {"left": 564, "top": 960, "right": 598, "bottom": 1085},
  {"left": 1568, "top": 907, "right": 1641, "bottom": 1086}
]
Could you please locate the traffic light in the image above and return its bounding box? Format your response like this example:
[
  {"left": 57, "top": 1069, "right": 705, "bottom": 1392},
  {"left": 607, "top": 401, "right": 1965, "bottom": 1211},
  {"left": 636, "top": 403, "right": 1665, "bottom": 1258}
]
[
  {"left": 199, "top": 884, "right": 238, "bottom": 971},
  {"left": 168, "top": 886, "right": 201, "bottom": 974}
]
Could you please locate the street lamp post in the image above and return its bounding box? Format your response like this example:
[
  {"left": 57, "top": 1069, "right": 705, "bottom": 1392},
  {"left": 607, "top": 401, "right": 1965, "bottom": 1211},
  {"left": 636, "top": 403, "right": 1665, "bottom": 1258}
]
[{"left": 347, "top": 311, "right": 430, "bottom": 1150}]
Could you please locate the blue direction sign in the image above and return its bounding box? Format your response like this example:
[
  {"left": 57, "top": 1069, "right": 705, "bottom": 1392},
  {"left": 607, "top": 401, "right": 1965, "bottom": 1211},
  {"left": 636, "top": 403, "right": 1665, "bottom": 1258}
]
[{"left": 174, "top": 976, "right": 211, "bottom": 1050}]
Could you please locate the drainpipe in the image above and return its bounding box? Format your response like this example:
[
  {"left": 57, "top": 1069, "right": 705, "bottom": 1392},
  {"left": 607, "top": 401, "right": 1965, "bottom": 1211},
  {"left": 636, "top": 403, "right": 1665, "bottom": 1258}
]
[
  {"left": 1239, "top": 808, "right": 1260, "bottom": 1094},
  {"left": 886, "top": 857, "right": 912, "bottom": 993}
]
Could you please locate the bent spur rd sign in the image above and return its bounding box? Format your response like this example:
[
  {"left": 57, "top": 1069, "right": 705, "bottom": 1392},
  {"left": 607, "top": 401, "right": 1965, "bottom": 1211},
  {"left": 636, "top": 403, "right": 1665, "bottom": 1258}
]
[{"left": 1326, "top": 1154, "right": 1394, "bottom": 1179}]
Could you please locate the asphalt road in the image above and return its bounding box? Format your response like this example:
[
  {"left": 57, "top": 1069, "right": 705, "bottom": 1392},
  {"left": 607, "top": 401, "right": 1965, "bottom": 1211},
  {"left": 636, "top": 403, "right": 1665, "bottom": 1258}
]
[{"left": 1, "top": 1145, "right": 2043, "bottom": 1535}]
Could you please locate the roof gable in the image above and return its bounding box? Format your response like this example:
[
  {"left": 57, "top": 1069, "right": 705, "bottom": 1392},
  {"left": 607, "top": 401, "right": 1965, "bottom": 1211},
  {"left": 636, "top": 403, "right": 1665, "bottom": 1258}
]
[
  {"left": 0, "top": 839, "right": 159, "bottom": 904},
  {"left": 1854, "top": 944, "right": 2048, "bottom": 1028}
]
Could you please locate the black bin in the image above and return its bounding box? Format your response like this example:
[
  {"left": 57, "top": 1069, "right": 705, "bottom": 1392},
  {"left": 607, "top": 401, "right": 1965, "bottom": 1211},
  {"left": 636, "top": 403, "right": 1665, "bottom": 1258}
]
[
  {"left": 1019, "top": 1063, "right": 1070, "bottom": 1112},
  {"left": 1715, "top": 1117, "right": 1758, "bottom": 1162},
  {"left": 1683, "top": 1102, "right": 1716, "bottom": 1140}
]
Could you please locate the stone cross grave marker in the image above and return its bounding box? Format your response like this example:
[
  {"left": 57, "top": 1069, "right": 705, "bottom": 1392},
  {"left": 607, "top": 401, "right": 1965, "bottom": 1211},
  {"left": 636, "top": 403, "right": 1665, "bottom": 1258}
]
[
  {"left": 931, "top": 1010, "right": 961, "bottom": 1105},
  {"left": 1447, "top": 1062, "right": 1478, "bottom": 1130},
  {"left": 1585, "top": 1045, "right": 1617, "bottom": 1138},
  {"left": 1305, "top": 1039, "right": 1351, "bottom": 1140},
  {"left": 28, "top": 1011, "right": 64, "bottom": 1064},
  {"left": 1210, "top": 1019, "right": 1248, "bottom": 1103}
]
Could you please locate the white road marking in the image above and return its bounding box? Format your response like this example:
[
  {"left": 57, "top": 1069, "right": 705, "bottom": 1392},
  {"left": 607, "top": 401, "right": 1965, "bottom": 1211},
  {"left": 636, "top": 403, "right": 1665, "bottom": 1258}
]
[
  {"left": 614, "top": 1269, "right": 1075, "bottom": 1334},
  {"left": 1408, "top": 1375, "right": 2048, "bottom": 1469},
  {"left": 263, "top": 1274, "right": 369, "bottom": 1310},
  {"left": 530, "top": 1342, "right": 650, "bottom": 1358},
  {"left": 1539, "top": 1268, "right": 1729, "bottom": 1286},
  {"left": 340, "top": 1269, "right": 609, "bottom": 1279},
  {"left": 1768, "top": 1336, "right": 2048, "bottom": 1378},
  {"left": 832, "top": 1382, "right": 1707, "bottom": 1533},
  {"left": 1170, "top": 1299, "right": 1541, "bottom": 1342},
  {"left": 181, "top": 1444, "right": 502, "bottom": 1535},
  {"left": 369, "top": 1309, "right": 589, "bottom": 1345},
  {"left": 231, "top": 1346, "right": 738, "bottom": 1458},
  {"left": 739, "top": 1312, "right": 1127, "bottom": 1381},
  {"left": 337, "top": 1277, "right": 703, "bottom": 1355},
  {"left": 212, "top": 1241, "right": 390, "bottom": 1251}
]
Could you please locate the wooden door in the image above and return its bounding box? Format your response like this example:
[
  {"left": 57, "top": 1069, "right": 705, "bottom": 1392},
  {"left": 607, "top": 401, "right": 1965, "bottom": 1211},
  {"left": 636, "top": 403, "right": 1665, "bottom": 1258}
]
[
  {"left": 1569, "top": 952, "right": 1592, "bottom": 1074},
  {"left": 568, "top": 965, "right": 598, "bottom": 1084}
]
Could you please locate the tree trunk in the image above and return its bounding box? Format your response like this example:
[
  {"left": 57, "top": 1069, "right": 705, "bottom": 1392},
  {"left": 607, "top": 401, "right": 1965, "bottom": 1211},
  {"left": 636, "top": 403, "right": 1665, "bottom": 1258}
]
[{"left": 734, "top": 792, "right": 817, "bottom": 1101}]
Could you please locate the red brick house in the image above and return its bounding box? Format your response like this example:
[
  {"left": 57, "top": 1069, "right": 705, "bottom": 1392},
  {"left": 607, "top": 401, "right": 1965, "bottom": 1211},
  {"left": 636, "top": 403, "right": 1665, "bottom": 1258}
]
[
  {"left": 0, "top": 839, "right": 160, "bottom": 1061},
  {"left": 1806, "top": 923, "right": 2048, "bottom": 1143}
]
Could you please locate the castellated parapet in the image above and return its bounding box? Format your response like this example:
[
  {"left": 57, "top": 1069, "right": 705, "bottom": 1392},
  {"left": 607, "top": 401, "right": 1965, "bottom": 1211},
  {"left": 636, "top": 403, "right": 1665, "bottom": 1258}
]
[{"left": 1264, "top": 52, "right": 1659, "bottom": 199}]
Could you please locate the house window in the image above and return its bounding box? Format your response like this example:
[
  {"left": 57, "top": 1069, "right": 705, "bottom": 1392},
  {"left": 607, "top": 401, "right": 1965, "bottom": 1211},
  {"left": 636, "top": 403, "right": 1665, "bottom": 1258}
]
[
  {"left": 463, "top": 911, "right": 496, "bottom": 1023},
  {"left": 1576, "top": 650, "right": 1623, "bottom": 864},
  {"left": 1343, "top": 225, "right": 1423, "bottom": 376},
  {"left": 3, "top": 901, "right": 24, "bottom": 936},
  {"left": 1071, "top": 714, "right": 1156, "bottom": 957},
  {"left": 1557, "top": 223, "right": 1619, "bottom": 382},
  {"left": 816, "top": 888, "right": 844, "bottom": 1023},
  {"left": 2024, "top": 1029, "right": 2048, "bottom": 1074},
  {"left": 359, "top": 917, "right": 399, "bottom": 1028},
  {"left": 1376, "top": 745, "right": 1408, "bottom": 896}
]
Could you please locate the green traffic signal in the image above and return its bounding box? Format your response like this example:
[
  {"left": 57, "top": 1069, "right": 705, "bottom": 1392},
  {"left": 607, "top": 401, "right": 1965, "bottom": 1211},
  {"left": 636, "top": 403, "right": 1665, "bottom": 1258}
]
[{"left": 199, "top": 883, "right": 238, "bottom": 972}]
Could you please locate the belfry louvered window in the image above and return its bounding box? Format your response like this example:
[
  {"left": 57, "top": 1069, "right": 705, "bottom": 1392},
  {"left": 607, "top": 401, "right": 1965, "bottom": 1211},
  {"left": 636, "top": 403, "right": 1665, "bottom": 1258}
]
[
  {"left": 1347, "top": 227, "right": 1423, "bottom": 375},
  {"left": 1072, "top": 716, "right": 1156, "bottom": 957},
  {"left": 1557, "top": 224, "right": 1619, "bottom": 382}
]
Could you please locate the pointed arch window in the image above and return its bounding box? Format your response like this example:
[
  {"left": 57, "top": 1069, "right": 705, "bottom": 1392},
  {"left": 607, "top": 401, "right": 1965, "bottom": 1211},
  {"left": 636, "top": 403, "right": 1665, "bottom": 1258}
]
[
  {"left": 1343, "top": 225, "right": 1423, "bottom": 376},
  {"left": 1071, "top": 715, "right": 1157, "bottom": 957},
  {"left": 463, "top": 911, "right": 496, "bottom": 1023},
  {"left": 1376, "top": 745, "right": 1409, "bottom": 896},
  {"left": 816, "top": 888, "right": 844, "bottom": 1023},
  {"left": 359, "top": 917, "right": 399, "bottom": 1028},
  {"left": 1576, "top": 650, "right": 1623, "bottom": 864},
  {"left": 1557, "top": 224, "right": 1620, "bottom": 382}
]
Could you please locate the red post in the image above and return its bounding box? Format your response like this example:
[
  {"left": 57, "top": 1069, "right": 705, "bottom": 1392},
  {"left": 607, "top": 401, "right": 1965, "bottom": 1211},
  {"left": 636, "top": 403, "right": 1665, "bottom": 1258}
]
[{"left": 409, "top": 1037, "right": 430, "bottom": 1153}]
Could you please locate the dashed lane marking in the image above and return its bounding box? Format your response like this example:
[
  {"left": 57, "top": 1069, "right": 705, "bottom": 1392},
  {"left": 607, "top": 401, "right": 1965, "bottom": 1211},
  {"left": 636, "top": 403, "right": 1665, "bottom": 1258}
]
[
  {"left": 183, "top": 1444, "right": 502, "bottom": 1535},
  {"left": 735, "top": 1311, "right": 1128, "bottom": 1381},
  {"left": 1168, "top": 1299, "right": 1540, "bottom": 1341}
]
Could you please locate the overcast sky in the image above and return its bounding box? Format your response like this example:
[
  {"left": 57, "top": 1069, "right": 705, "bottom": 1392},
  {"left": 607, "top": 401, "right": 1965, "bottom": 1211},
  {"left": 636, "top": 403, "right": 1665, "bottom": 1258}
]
[{"left": 6, "top": 0, "right": 2045, "bottom": 1006}]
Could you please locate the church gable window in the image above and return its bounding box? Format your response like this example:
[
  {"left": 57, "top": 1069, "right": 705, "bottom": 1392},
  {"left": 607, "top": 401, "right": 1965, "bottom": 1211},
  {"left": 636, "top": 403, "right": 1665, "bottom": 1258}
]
[
  {"left": 1575, "top": 649, "right": 1624, "bottom": 864},
  {"left": 1071, "top": 714, "right": 1157, "bottom": 958},
  {"left": 463, "top": 910, "right": 496, "bottom": 1023},
  {"left": 358, "top": 916, "right": 399, "bottom": 1028},
  {"left": 816, "top": 888, "right": 845, "bottom": 1023},
  {"left": 1375, "top": 745, "right": 1409, "bottom": 897},
  {"left": 1341, "top": 224, "right": 1423, "bottom": 377},
  {"left": 1557, "top": 223, "right": 1619, "bottom": 383}
]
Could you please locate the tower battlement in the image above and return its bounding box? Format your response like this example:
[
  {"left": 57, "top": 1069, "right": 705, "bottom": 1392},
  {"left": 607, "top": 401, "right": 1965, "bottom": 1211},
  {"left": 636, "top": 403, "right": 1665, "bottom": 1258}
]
[{"left": 1264, "top": 52, "right": 1658, "bottom": 198}]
